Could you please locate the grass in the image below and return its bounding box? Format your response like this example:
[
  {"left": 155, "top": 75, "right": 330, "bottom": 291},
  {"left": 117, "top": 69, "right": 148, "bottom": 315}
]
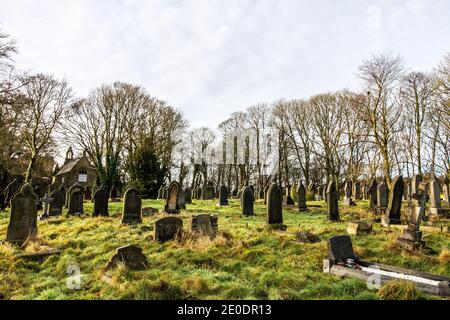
[{"left": 0, "top": 198, "right": 449, "bottom": 300}]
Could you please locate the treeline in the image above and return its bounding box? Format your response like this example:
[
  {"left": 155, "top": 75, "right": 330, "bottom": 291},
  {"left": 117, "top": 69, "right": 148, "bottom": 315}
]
[
  {"left": 0, "top": 29, "right": 187, "bottom": 197},
  {"left": 191, "top": 55, "right": 450, "bottom": 193}
]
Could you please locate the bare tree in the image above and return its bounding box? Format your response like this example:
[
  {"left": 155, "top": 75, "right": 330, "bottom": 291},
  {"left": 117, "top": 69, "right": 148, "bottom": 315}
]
[
  {"left": 355, "top": 55, "right": 403, "bottom": 185},
  {"left": 18, "top": 74, "right": 72, "bottom": 181}
]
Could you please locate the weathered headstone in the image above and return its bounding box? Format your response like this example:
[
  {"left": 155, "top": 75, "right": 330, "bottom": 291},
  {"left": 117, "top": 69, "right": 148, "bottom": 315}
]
[
  {"left": 6, "top": 183, "right": 39, "bottom": 244},
  {"left": 48, "top": 189, "right": 64, "bottom": 217},
  {"left": 121, "top": 188, "right": 142, "bottom": 224},
  {"left": 218, "top": 185, "right": 229, "bottom": 206},
  {"left": 4, "top": 178, "right": 23, "bottom": 208},
  {"left": 164, "top": 181, "right": 181, "bottom": 214},
  {"left": 185, "top": 188, "right": 192, "bottom": 204},
  {"left": 241, "top": 186, "right": 254, "bottom": 216},
  {"left": 385, "top": 175, "right": 404, "bottom": 225},
  {"left": 376, "top": 181, "right": 388, "bottom": 213},
  {"left": 93, "top": 188, "right": 109, "bottom": 217},
  {"left": 154, "top": 216, "right": 183, "bottom": 242},
  {"left": 353, "top": 182, "right": 361, "bottom": 200},
  {"left": 190, "top": 214, "right": 218, "bottom": 238},
  {"left": 39, "top": 193, "right": 54, "bottom": 220},
  {"left": 347, "top": 221, "right": 372, "bottom": 236},
  {"left": 429, "top": 179, "right": 444, "bottom": 216},
  {"left": 285, "top": 186, "right": 295, "bottom": 205},
  {"left": 411, "top": 174, "right": 423, "bottom": 206},
  {"left": 67, "top": 183, "right": 84, "bottom": 215},
  {"left": 178, "top": 189, "right": 186, "bottom": 210},
  {"left": 267, "top": 183, "right": 283, "bottom": 225},
  {"left": 110, "top": 186, "right": 120, "bottom": 202},
  {"left": 368, "top": 178, "right": 378, "bottom": 210},
  {"left": 105, "top": 245, "right": 147, "bottom": 270},
  {"left": 397, "top": 182, "right": 427, "bottom": 251},
  {"left": 297, "top": 181, "right": 307, "bottom": 212},
  {"left": 343, "top": 180, "right": 352, "bottom": 206},
  {"left": 326, "top": 180, "right": 340, "bottom": 221}
]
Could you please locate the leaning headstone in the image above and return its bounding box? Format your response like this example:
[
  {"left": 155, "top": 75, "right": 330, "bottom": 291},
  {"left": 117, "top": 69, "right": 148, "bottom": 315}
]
[
  {"left": 376, "top": 181, "right": 388, "bottom": 214},
  {"left": 241, "top": 186, "right": 254, "bottom": 216},
  {"left": 93, "top": 188, "right": 109, "bottom": 217},
  {"left": 218, "top": 185, "right": 229, "bottom": 206},
  {"left": 297, "top": 182, "right": 307, "bottom": 212},
  {"left": 267, "top": 183, "right": 283, "bottom": 226},
  {"left": 67, "top": 183, "right": 84, "bottom": 216},
  {"left": 164, "top": 181, "right": 181, "bottom": 214},
  {"left": 326, "top": 180, "right": 340, "bottom": 221},
  {"left": 384, "top": 175, "right": 404, "bottom": 225},
  {"left": 6, "top": 183, "right": 39, "bottom": 244},
  {"left": 154, "top": 216, "right": 183, "bottom": 242},
  {"left": 190, "top": 214, "right": 218, "bottom": 239},
  {"left": 347, "top": 221, "right": 372, "bottom": 236},
  {"left": 105, "top": 245, "right": 147, "bottom": 270},
  {"left": 121, "top": 188, "right": 142, "bottom": 224}
]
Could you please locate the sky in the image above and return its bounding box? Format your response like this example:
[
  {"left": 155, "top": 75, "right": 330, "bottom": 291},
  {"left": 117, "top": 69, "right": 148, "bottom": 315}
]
[{"left": 1, "top": 0, "right": 449, "bottom": 129}]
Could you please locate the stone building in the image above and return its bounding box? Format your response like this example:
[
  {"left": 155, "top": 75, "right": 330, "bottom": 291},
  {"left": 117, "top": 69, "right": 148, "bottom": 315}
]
[{"left": 54, "top": 147, "right": 97, "bottom": 188}]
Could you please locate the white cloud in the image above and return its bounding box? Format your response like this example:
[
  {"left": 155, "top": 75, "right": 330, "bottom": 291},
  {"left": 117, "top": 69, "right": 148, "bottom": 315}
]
[{"left": 1, "top": 0, "right": 449, "bottom": 128}]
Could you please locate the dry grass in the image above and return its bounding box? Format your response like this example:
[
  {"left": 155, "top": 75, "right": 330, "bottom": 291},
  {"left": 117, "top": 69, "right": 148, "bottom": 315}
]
[{"left": 378, "top": 280, "right": 420, "bottom": 300}]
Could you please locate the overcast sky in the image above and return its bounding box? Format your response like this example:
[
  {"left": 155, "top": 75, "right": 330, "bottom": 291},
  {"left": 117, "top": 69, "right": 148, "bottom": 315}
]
[{"left": 1, "top": 0, "right": 449, "bottom": 129}]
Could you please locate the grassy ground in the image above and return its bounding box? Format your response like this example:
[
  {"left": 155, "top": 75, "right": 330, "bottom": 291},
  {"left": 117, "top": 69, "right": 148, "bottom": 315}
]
[{"left": 0, "top": 198, "right": 449, "bottom": 300}]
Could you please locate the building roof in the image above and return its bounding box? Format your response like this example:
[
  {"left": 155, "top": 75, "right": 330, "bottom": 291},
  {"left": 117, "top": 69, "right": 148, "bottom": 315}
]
[{"left": 55, "top": 157, "right": 95, "bottom": 176}]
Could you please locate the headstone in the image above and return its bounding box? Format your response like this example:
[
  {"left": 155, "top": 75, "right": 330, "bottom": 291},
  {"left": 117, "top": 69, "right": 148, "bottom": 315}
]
[
  {"left": 343, "top": 180, "right": 352, "bottom": 205},
  {"left": 368, "top": 178, "right": 378, "bottom": 210},
  {"left": 297, "top": 181, "right": 307, "bottom": 212},
  {"left": 185, "top": 188, "right": 192, "bottom": 204},
  {"left": 6, "top": 183, "right": 39, "bottom": 244},
  {"left": 267, "top": 183, "right": 283, "bottom": 225},
  {"left": 347, "top": 221, "right": 372, "bottom": 236},
  {"left": 67, "top": 183, "right": 84, "bottom": 215},
  {"left": 164, "top": 181, "right": 181, "bottom": 214},
  {"left": 263, "top": 185, "right": 269, "bottom": 205},
  {"left": 326, "top": 180, "right": 340, "bottom": 221},
  {"left": 154, "top": 216, "right": 183, "bottom": 242},
  {"left": 397, "top": 182, "right": 427, "bottom": 251},
  {"left": 327, "top": 235, "right": 357, "bottom": 265},
  {"left": 110, "top": 186, "right": 120, "bottom": 201},
  {"left": 190, "top": 214, "right": 218, "bottom": 238},
  {"left": 385, "top": 175, "right": 404, "bottom": 225},
  {"left": 4, "top": 178, "right": 23, "bottom": 208},
  {"left": 105, "top": 245, "right": 147, "bottom": 270},
  {"left": 241, "top": 186, "right": 254, "bottom": 216},
  {"left": 218, "top": 185, "right": 229, "bottom": 206},
  {"left": 121, "top": 188, "right": 142, "bottom": 224},
  {"left": 353, "top": 182, "right": 361, "bottom": 200},
  {"left": 285, "top": 186, "right": 295, "bottom": 205},
  {"left": 442, "top": 177, "right": 449, "bottom": 204},
  {"left": 376, "top": 181, "right": 388, "bottom": 213},
  {"left": 93, "top": 188, "right": 109, "bottom": 217},
  {"left": 411, "top": 174, "right": 423, "bottom": 206},
  {"left": 178, "top": 189, "right": 186, "bottom": 210},
  {"left": 39, "top": 193, "right": 54, "bottom": 220},
  {"left": 429, "top": 180, "right": 444, "bottom": 216},
  {"left": 48, "top": 189, "right": 64, "bottom": 217}
]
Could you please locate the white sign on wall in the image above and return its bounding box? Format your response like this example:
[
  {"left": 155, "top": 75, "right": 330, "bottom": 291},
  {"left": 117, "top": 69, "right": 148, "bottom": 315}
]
[{"left": 78, "top": 174, "right": 88, "bottom": 183}]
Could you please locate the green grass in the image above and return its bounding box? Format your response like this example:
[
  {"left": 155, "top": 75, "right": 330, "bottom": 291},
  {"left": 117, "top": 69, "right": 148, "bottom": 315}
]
[{"left": 0, "top": 199, "right": 449, "bottom": 300}]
